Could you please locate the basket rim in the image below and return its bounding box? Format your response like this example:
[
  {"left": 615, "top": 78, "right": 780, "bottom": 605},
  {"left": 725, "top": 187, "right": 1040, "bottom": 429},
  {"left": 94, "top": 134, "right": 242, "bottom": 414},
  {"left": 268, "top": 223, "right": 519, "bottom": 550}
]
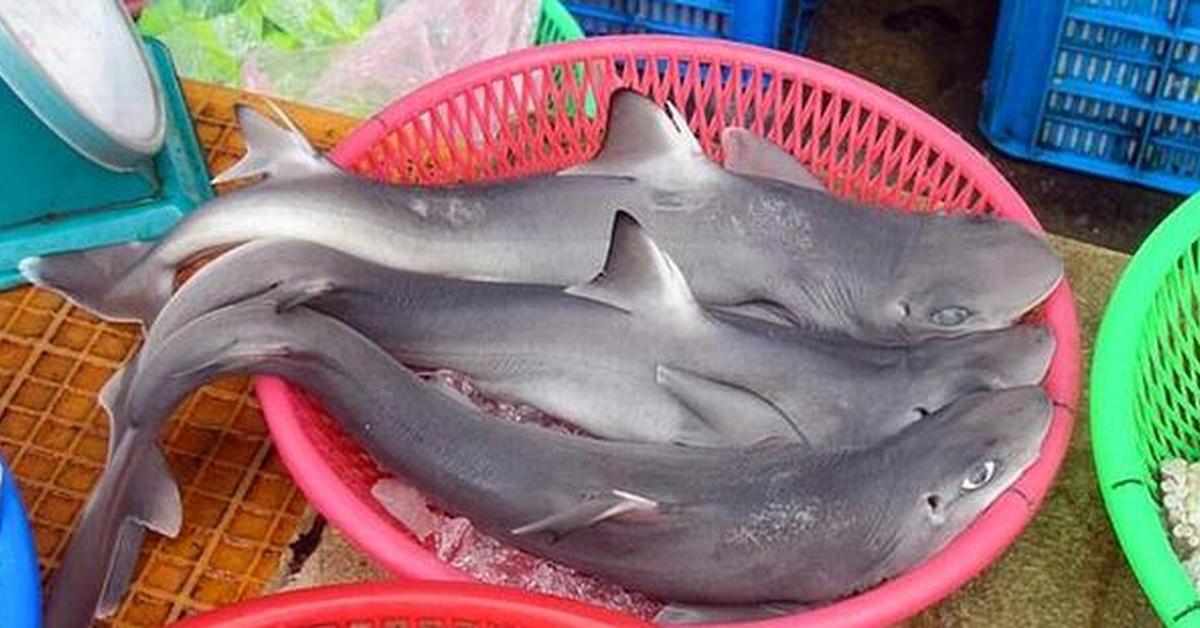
[
  {"left": 259, "top": 34, "right": 1082, "bottom": 628},
  {"left": 1091, "top": 191, "right": 1200, "bottom": 625},
  {"left": 171, "top": 581, "right": 648, "bottom": 627}
]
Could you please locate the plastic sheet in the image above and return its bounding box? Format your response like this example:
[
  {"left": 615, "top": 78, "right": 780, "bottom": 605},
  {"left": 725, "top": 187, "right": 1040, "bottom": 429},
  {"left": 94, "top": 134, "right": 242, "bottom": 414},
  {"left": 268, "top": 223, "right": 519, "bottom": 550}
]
[
  {"left": 371, "top": 370, "right": 662, "bottom": 620},
  {"left": 242, "top": 0, "right": 540, "bottom": 117},
  {"left": 137, "top": 0, "right": 540, "bottom": 117}
]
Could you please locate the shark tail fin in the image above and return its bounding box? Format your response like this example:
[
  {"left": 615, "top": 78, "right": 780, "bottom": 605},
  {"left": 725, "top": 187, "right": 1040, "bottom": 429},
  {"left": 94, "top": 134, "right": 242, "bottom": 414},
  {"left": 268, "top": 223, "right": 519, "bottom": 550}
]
[
  {"left": 47, "top": 443, "right": 181, "bottom": 625},
  {"left": 97, "top": 445, "right": 181, "bottom": 618},
  {"left": 95, "top": 521, "right": 146, "bottom": 618},
  {"left": 20, "top": 241, "right": 170, "bottom": 326}
]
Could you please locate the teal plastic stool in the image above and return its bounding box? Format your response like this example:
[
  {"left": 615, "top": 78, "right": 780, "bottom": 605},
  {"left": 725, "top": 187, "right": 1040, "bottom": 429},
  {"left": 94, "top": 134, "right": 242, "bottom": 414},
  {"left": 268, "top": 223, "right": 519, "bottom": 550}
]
[{"left": 0, "top": 31, "right": 211, "bottom": 289}]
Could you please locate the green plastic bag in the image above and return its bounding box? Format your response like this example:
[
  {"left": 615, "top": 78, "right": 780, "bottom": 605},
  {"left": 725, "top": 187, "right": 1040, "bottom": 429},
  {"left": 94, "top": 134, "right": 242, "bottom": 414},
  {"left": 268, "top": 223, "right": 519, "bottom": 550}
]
[
  {"left": 140, "top": 0, "right": 265, "bottom": 84},
  {"left": 257, "top": 0, "right": 377, "bottom": 47},
  {"left": 136, "top": 0, "right": 378, "bottom": 86}
]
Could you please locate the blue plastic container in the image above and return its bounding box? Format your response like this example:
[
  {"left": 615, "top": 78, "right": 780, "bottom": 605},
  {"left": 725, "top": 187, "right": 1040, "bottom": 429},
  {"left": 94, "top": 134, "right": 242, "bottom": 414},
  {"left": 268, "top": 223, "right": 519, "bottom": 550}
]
[
  {"left": 0, "top": 458, "right": 41, "bottom": 628},
  {"left": 561, "top": 0, "right": 821, "bottom": 53},
  {"left": 981, "top": 0, "right": 1200, "bottom": 195},
  {"left": 0, "top": 39, "right": 212, "bottom": 290}
]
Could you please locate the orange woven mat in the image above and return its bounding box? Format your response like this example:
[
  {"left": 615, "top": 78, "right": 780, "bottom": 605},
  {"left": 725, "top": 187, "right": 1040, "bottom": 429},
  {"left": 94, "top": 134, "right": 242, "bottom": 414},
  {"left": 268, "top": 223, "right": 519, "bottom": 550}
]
[{"left": 0, "top": 81, "right": 361, "bottom": 626}]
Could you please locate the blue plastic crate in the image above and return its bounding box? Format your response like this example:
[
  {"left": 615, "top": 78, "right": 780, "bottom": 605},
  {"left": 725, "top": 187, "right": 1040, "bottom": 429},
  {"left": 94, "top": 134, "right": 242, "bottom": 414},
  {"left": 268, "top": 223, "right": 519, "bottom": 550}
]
[
  {"left": 0, "top": 458, "right": 40, "bottom": 628},
  {"left": 981, "top": 0, "right": 1200, "bottom": 195},
  {"left": 561, "top": 0, "right": 821, "bottom": 53}
]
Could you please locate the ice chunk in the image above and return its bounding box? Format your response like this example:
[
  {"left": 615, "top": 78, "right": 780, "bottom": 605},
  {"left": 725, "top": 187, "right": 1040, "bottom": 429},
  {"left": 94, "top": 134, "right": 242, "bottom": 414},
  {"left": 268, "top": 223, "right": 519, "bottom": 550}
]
[{"left": 370, "top": 478, "right": 440, "bottom": 542}]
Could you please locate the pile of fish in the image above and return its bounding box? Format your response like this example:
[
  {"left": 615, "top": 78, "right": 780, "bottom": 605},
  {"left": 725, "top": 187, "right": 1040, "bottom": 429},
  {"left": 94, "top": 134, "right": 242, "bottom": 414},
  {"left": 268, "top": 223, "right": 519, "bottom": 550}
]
[{"left": 26, "top": 90, "right": 1064, "bottom": 626}]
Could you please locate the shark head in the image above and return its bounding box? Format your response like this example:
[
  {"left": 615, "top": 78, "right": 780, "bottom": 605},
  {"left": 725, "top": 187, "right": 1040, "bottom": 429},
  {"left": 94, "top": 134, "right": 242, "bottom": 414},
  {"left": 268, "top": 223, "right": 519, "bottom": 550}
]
[
  {"left": 867, "top": 214, "right": 1063, "bottom": 344},
  {"left": 893, "top": 324, "right": 1056, "bottom": 430},
  {"left": 878, "top": 386, "right": 1052, "bottom": 578}
]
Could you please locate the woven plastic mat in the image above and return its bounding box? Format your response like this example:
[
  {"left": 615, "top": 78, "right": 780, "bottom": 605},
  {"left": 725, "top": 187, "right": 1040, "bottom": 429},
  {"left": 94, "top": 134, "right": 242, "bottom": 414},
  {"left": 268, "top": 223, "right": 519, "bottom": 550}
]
[{"left": 0, "top": 81, "right": 360, "bottom": 625}]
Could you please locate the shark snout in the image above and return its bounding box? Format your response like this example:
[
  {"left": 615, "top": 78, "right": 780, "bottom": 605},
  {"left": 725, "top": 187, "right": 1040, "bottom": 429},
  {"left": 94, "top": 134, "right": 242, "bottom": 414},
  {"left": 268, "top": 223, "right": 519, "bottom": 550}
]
[
  {"left": 991, "top": 324, "right": 1056, "bottom": 388},
  {"left": 983, "top": 226, "right": 1065, "bottom": 326}
]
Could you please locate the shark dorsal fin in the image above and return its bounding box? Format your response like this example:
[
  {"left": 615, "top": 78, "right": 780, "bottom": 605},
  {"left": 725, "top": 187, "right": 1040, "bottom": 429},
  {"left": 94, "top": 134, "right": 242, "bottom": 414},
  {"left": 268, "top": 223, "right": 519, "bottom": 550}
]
[
  {"left": 212, "top": 101, "right": 338, "bottom": 186},
  {"left": 720, "top": 127, "right": 826, "bottom": 192},
  {"left": 565, "top": 211, "right": 704, "bottom": 322},
  {"left": 560, "top": 90, "right": 716, "bottom": 189}
]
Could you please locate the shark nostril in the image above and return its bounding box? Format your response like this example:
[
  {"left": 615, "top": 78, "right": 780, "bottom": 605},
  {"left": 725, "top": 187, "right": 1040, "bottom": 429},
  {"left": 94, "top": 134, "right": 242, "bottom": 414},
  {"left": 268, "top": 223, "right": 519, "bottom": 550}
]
[
  {"left": 908, "top": 406, "right": 931, "bottom": 423},
  {"left": 925, "top": 493, "right": 942, "bottom": 512}
]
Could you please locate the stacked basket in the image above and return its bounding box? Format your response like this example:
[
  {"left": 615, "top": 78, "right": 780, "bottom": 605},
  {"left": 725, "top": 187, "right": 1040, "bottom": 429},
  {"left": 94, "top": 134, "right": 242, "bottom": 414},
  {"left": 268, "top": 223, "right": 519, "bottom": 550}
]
[{"left": 1093, "top": 191, "right": 1200, "bottom": 627}]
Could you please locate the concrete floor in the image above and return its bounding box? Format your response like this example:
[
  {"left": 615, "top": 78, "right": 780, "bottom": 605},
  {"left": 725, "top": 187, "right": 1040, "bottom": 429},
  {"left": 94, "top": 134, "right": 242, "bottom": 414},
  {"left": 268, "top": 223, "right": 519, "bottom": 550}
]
[{"left": 805, "top": 0, "right": 1182, "bottom": 253}]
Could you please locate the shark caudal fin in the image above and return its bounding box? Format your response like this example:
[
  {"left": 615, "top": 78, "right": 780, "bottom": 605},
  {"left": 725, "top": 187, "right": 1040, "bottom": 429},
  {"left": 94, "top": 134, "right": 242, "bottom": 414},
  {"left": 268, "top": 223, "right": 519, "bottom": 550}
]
[
  {"left": 20, "top": 241, "right": 169, "bottom": 325},
  {"left": 46, "top": 441, "right": 181, "bottom": 626},
  {"left": 96, "top": 445, "right": 181, "bottom": 617}
]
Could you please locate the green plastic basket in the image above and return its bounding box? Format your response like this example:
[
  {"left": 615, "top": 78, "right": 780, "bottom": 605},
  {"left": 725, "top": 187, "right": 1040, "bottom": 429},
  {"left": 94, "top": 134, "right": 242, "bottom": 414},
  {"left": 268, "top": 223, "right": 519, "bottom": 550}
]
[
  {"left": 538, "top": 0, "right": 586, "bottom": 44},
  {"left": 1093, "top": 191, "right": 1200, "bottom": 627}
]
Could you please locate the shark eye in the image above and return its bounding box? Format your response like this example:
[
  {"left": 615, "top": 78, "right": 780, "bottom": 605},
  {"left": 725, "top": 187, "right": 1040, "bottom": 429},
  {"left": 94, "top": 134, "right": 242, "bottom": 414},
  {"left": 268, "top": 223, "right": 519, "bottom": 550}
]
[
  {"left": 961, "top": 460, "right": 997, "bottom": 491},
  {"left": 930, "top": 306, "right": 971, "bottom": 327}
]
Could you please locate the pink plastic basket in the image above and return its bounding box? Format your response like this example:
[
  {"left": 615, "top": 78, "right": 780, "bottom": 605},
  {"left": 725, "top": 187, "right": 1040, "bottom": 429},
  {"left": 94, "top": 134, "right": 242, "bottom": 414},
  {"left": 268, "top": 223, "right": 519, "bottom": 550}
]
[
  {"left": 255, "top": 35, "right": 1081, "bottom": 626},
  {"left": 174, "top": 581, "right": 648, "bottom": 627}
]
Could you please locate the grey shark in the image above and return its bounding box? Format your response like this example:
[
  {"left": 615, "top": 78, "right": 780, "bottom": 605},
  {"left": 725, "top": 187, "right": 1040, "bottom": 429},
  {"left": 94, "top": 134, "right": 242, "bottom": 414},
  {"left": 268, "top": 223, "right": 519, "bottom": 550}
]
[
  {"left": 103, "top": 213, "right": 1054, "bottom": 449},
  {"left": 20, "top": 90, "right": 1063, "bottom": 345},
  {"left": 46, "top": 296, "right": 1052, "bottom": 626}
]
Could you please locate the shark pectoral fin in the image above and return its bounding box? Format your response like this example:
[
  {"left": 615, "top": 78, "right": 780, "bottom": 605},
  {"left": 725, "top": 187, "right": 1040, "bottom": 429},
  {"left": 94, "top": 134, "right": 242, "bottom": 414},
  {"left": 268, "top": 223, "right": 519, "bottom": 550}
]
[
  {"left": 560, "top": 90, "right": 715, "bottom": 190},
  {"left": 271, "top": 278, "right": 337, "bottom": 312},
  {"left": 564, "top": 211, "right": 705, "bottom": 325},
  {"left": 511, "top": 489, "right": 658, "bottom": 538},
  {"left": 711, "top": 300, "right": 801, "bottom": 328},
  {"left": 656, "top": 365, "right": 805, "bottom": 446},
  {"left": 720, "top": 127, "right": 826, "bottom": 192},
  {"left": 425, "top": 377, "right": 479, "bottom": 410},
  {"left": 654, "top": 601, "right": 805, "bottom": 624},
  {"left": 212, "top": 102, "right": 337, "bottom": 186},
  {"left": 96, "top": 520, "right": 146, "bottom": 618}
]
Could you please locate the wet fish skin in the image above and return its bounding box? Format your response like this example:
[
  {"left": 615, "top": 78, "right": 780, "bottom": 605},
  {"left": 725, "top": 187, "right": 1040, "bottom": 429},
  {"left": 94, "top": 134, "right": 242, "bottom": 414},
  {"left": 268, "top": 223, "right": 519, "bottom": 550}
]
[
  {"left": 107, "top": 220, "right": 1054, "bottom": 449},
  {"left": 54, "top": 296, "right": 1051, "bottom": 621},
  {"left": 20, "top": 90, "right": 1063, "bottom": 345}
]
